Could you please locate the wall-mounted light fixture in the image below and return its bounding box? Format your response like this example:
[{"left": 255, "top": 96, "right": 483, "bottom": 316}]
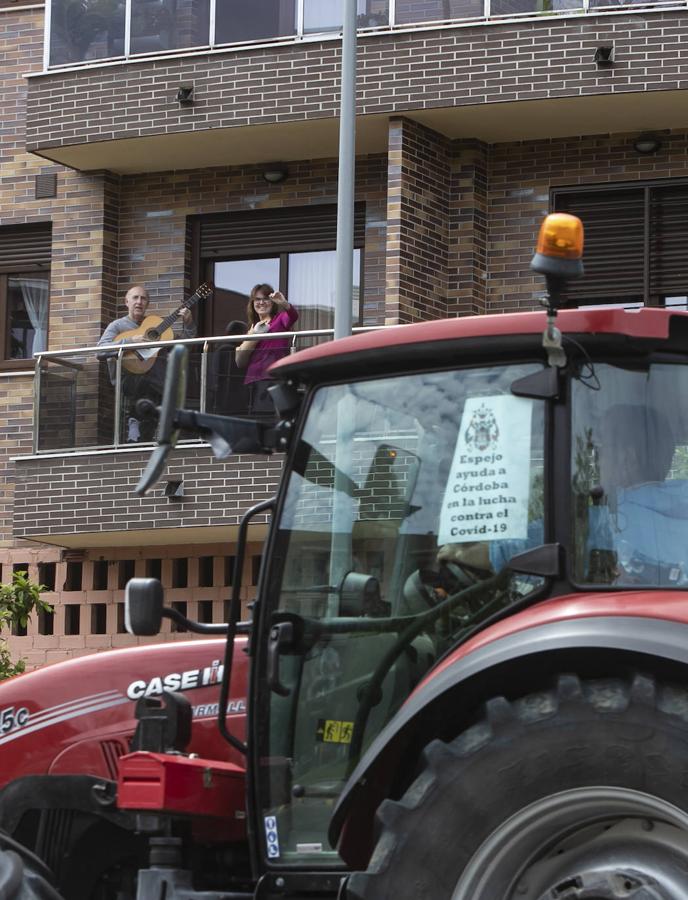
[
  {"left": 633, "top": 133, "right": 662, "bottom": 155},
  {"left": 593, "top": 46, "right": 614, "bottom": 67},
  {"left": 262, "top": 163, "right": 289, "bottom": 184},
  {"left": 175, "top": 85, "right": 194, "bottom": 105},
  {"left": 164, "top": 479, "right": 184, "bottom": 500}
]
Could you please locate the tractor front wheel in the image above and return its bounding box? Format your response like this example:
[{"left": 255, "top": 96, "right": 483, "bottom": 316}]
[{"left": 347, "top": 672, "right": 688, "bottom": 900}]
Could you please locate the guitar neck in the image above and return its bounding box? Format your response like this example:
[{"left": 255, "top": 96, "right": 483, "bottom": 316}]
[{"left": 157, "top": 288, "right": 205, "bottom": 333}]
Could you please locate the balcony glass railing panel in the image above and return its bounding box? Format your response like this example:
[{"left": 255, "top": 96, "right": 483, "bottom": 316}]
[
  {"left": 37, "top": 353, "right": 112, "bottom": 452},
  {"left": 302, "top": 0, "right": 389, "bottom": 33},
  {"left": 395, "top": 0, "right": 483, "bottom": 23},
  {"left": 130, "top": 0, "right": 210, "bottom": 55},
  {"left": 589, "top": 0, "right": 674, "bottom": 7},
  {"left": 49, "top": 0, "right": 126, "bottom": 66},
  {"left": 214, "top": 0, "right": 296, "bottom": 46},
  {"left": 491, "top": 0, "right": 581, "bottom": 13}
]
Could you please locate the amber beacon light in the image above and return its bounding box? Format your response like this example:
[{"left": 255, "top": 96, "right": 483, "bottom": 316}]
[{"left": 531, "top": 213, "right": 585, "bottom": 280}]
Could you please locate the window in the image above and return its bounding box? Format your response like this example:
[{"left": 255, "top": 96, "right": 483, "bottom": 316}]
[
  {"left": 554, "top": 182, "right": 688, "bottom": 308},
  {"left": 0, "top": 225, "right": 51, "bottom": 366},
  {"left": 571, "top": 362, "right": 688, "bottom": 587},
  {"left": 194, "top": 205, "right": 365, "bottom": 338}
]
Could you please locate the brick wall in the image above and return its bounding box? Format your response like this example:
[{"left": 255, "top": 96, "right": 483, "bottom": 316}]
[
  {"left": 1, "top": 541, "right": 265, "bottom": 668},
  {"left": 13, "top": 447, "right": 283, "bottom": 539},
  {"left": 26, "top": 12, "right": 688, "bottom": 152},
  {"left": 386, "top": 118, "right": 451, "bottom": 324},
  {"left": 0, "top": 375, "right": 34, "bottom": 544},
  {"left": 449, "top": 139, "right": 489, "bottom": 317}
]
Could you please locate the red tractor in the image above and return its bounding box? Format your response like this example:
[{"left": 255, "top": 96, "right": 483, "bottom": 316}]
[{"left": 5, "top": 213, "right": 688, "bottom": 899}]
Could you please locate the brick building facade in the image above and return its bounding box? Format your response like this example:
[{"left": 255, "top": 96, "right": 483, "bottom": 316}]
[{"left": 2, "top": 0, "right": 687, "bottom": 667}]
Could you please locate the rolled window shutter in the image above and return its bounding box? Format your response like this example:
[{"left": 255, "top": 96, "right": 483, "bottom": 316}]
[
  {"left": 199, "top": 204, "right": 365, "bottom": 259},
  {"left": 0, "top": 224, "right": 52, "bottom": 274},
  {"left": 650, "top": 185, "right": 688, "bottom": 299},
  {"left": 554, "top": 189, "right": 644, "bottom": 305}
]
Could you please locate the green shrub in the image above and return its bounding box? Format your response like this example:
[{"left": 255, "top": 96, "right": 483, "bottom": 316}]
[{"left": 0, "top": 571, "right": 53, "bottom": 681}]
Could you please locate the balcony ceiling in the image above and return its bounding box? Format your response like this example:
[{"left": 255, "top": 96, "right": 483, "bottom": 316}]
[{"left": 34, "top": 89, "right": 688, "bottom": 174}]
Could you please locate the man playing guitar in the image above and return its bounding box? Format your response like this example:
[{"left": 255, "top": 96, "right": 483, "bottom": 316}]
[{"left": 97, "top": 284, "right": 197, "bottom": 442}]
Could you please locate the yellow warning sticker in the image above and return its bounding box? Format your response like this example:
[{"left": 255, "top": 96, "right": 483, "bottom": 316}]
[{"left": 316, "top": 719, "right": 354, "bottom": 744}]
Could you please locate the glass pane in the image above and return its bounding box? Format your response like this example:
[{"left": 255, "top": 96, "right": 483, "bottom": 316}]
[
  {"left": 215, "top": 0, "right": 296, "bottom": 44},
  {"left": 259, "top": 364, "right": 546, "bottom": 864},
  {"left": 590, "top": 0, "right": 672, "bottom": 7},
  {"left": 571, "top": 363, "right": 688, "bottom": 586},
  {"left": 395, "top": 0, "right": 482, "bottom": 23},
  {"left": 38, "top": 353, "right": 108, "bottom": 451},
  {"left": 130, "top": 0, "right": 210, "bottom": 54},
  {"left": 49, "top": 0, "right": 126, "bottom": 65},
  {"left": 287, "top": 249, "right": 360, "bottom": 335},
  {"left": 7, "top": 276, "right": 49, "bottom": 360},
  {"left": 304, "top": 0, "right": 389, "bottom": 32},
  {"left": 214, "top": 258, "right": 280, "bottom": 298},
  {"left": 491, "top": 0, "right": 580, "bottom": 13}
]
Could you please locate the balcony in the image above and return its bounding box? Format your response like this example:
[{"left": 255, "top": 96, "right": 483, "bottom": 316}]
[
  {"left": 43, "top": 0, "right": 682, "bottom": 70},
  {"left": 27, "top": 0, "right": 688, "bottom": 172},
  {"left": 30, "top": 328, "right": 351, "bottom": 453},
  {"left": 12, "top": 329, "right": 374, "bottom": 548}
]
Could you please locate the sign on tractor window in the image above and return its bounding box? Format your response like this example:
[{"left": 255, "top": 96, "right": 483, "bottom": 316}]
[{"left": 438, "top": 396, "right": 533, "bottom": 545}]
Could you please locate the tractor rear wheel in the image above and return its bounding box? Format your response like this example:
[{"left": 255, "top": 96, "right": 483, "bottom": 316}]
[{"left": 347, "top": 672, "right": 688, "bottom": 900}]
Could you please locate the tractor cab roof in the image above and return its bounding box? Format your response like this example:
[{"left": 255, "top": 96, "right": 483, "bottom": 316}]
[{"left": 272, "top": 307, "right": 688, "bottom": 384}]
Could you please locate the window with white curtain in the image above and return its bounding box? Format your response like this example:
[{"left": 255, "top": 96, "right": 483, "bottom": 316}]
[{"left": 0, "top": 224, "right": 51, "bottom": 366}]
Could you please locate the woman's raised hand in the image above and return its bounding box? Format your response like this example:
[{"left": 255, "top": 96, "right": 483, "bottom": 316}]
[{"left": 270, "top": 291, "right": 288, "bottom": 307}]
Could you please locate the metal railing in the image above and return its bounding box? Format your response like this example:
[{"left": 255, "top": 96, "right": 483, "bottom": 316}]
[
  {"left": 44, "top": 0, "right": 682, "bottom": 70},
  {"left": 31, "top": 328, "right": 379, "bottom": 455}
]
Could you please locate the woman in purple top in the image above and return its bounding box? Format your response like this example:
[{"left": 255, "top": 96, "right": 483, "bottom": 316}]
[{"left": 235, "top": 283, "right": 298, "bottom": 414}]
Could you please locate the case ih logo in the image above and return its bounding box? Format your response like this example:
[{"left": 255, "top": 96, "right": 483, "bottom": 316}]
[{"left": 126, "top": 660, "right": 224, "bottom": 700}]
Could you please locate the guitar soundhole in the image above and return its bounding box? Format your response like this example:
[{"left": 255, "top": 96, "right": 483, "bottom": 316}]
[{"left": 146, "top": 329, "right": 160, "bottom": 341}]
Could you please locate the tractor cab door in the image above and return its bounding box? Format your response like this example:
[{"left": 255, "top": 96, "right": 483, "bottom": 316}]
[{"left": 250, "top": 363, "right": 549, "bottom": 872}]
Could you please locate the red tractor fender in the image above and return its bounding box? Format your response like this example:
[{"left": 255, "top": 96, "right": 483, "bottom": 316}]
[
  {"left": 0, "top": 637, "right": 248, "bottom": 790},
  {"left": 330, "top": 590, "right": 688, "bottom": 868}
]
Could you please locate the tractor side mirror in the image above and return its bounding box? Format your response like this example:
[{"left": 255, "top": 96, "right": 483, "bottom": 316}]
[{"left": 125, "top": 577, "right": 164, "bottom": 636}]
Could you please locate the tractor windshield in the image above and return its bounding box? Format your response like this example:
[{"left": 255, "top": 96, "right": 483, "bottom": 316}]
[
  {"left": 571, "top": 361, "right": 688, "bottom": 586},
  {"left": 256, "top": 363, "right": 546, "bottom": 867}
]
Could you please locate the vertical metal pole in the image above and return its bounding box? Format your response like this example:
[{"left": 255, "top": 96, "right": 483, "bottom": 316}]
[
  {"left": 200, "top": 340, "right": 208, "bottom": 413},
  {"left": 334, "top": 0, "right": 357, "bottom": 340},
  {"left": 209, "top": 0, "right": 217, "bottom": 47},
  {"left": 124, "top": 0, "right": 132, "bottom": 57},
  {"left": 33, "top": 356, "right": 42, "bottom": 454},
  {"left": 114, "top": 350, "right": 123, "bottom": 447}
]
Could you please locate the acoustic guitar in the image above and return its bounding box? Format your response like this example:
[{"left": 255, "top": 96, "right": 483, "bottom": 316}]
[{"left": 114, "top": 282, "right": 213, "bottom": 374}]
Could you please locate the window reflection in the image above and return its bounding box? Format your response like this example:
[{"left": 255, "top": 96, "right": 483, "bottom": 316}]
[
  {"left": 303, "top": 0, "right": 388, "bottom": 32},
  {"left": 130, "top": 0, "right": 210, "bottom": 54},
  {"left": 395, "top": 0, "right": 481, "bottom": 23},
  {"left": 288, "top": 249, "right": 360, "bottom": 332},
  {"left": 215, "top": 0, "right": 296, "bottom": 44},
  {"left": 49, "top": 0, "right": 126, "bottom": 65}
]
